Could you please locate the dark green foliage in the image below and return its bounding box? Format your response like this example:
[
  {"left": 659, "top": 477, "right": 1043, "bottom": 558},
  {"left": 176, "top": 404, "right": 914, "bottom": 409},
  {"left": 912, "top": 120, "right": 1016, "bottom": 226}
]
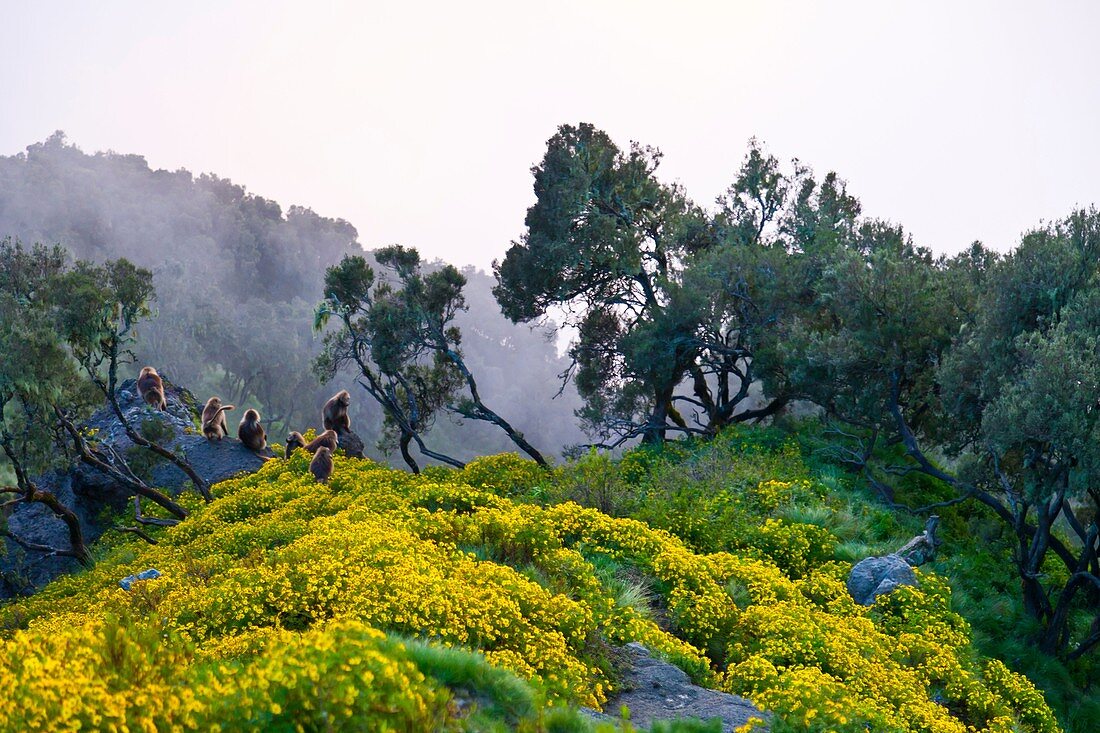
[
  {"left": 0, "top": 240, "right": 164, "bottom": 562},
  {"left": 315, "top": 250, "right": 466, "bottom": 471},
  {"left": 0, "top": 238, "right": 199, "bottom": 561},
  {"left": 740, "top": 146, "right": 1100, "bottom": 663},
  {"left": 517, "top": 423, "right": 1094, "bottom": 731},
  {"left": 496, "top": 128, "right": 805, "bottom": 447},
  {"left": 317, "top": 247, "right": 549, "bottom": 471},
  {"left": 494, "top": 124, "right": 713, "bottom": 446}
]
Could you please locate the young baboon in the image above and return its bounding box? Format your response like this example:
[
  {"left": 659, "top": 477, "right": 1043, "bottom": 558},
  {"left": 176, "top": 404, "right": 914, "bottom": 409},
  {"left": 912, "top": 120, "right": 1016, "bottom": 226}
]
[
  {"left": 201, "top": 397, "right": 235, "bottom": 440},
  {"left": 322, "top": 390, "right": 351, "bottom": 432},
  {"left": 310, "top": 446, "right": 334, "bottom": 484},
  {"left": 285, "top": 431, "right": 306, "bottom": 457},
  {"left": 305, "top": 429, "right": 339, "bottom": 453},
  {"left": 285, "top": 429, "right": 338, "bottom": 457},
  {"left": 237, "top": 409, "right": 267, "bottom": 452},
  {"left": 136, "top": 366, "right": 167, "bottom": 411}
]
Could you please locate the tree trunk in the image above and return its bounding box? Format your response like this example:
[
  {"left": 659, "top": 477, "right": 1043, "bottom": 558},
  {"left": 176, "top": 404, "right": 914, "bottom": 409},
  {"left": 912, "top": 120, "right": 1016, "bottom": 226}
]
[
  {"left": 57, "top": 411, "right": 189, "bottom": 520},
  {"left": 399, "top": 431, "right": 420, "bottom": 474},
  {"left": 443, "top": 348, "right": 549, "bottom": 467},
  {"left": 642, "top": 384, "right": 674, "bottom": 445}
]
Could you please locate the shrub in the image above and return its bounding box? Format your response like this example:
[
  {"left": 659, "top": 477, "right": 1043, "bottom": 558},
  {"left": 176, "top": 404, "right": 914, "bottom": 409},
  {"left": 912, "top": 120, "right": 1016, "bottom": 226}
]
[{"left": 0, "top": 449, "right": 1059, "bottom": 732}]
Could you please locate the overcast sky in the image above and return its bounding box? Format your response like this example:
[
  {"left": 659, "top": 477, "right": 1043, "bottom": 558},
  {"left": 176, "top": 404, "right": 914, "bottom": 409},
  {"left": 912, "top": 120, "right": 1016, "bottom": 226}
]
[{"left": 2, "top": 1, "right": 1099, "bottom": 269}]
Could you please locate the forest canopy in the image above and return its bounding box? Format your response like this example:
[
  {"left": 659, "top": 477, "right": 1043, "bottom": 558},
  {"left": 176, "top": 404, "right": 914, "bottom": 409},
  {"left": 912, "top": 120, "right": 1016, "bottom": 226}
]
[{"left": 493, "top": 123, "right": 1100, "bottom": 665}]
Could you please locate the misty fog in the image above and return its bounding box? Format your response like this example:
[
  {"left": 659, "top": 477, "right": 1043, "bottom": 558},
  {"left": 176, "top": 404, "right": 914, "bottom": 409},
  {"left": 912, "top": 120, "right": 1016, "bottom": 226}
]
[{"left": 0, "top": 132, "right": 585, "bottom": 464}]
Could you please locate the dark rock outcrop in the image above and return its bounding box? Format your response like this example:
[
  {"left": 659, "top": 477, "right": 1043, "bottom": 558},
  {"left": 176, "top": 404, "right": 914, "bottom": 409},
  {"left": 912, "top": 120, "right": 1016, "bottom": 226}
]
[
  {"left": 1, "top": 470, "right": 108, "bottom": 595},
  {"left": 584, "top": 643, "right": 767, "bottom": 731},
  {"left": 846, "top": 554, "right": 918, "bottom": 605},
  {"left": 1, "top": 377, "right": 272, "bottom": 599},
  {"left": 334, "top": 426, "right": 365, "bottom": 459}
]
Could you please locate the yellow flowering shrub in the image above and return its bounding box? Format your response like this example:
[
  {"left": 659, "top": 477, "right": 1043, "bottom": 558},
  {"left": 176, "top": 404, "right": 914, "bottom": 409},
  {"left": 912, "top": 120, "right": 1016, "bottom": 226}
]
[{"left": 0, "top": 451, "right": 1061, "bottom": 732}]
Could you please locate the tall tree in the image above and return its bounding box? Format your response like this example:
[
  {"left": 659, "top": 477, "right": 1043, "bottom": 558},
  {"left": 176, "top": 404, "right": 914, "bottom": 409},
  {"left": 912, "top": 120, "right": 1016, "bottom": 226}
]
[
  {"left": 496, "top": 127, "right": 805, "bottom": 445},
  {"left": 676, "top": 141, "right": 802, "bottom": 433},
  {"left": 316, "top": 247, "right": 548, "bottom": 470},
  {"left": 936, "top": 212, "right": 1100, "bottom": 658},
  {"left": 0, "top": 240, "right": 194, "bottom": 566},
  {"left": 494, "top": 123, "right": 711, "bottom": 445},
  {"left": 316, "top": 253, "right": 457, "bottom": 472},
  {"left": 0, "top": 241, "right": 93, "bottom": 564},
  {"left": 55, "top": 258, "right": 206, "bottom": 505}
]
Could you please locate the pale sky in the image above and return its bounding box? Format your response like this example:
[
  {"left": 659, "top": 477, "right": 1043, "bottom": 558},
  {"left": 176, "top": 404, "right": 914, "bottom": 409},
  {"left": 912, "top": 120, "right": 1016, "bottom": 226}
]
[{"left": 2, "top": 1, "right": 1099, "bottom": 269}]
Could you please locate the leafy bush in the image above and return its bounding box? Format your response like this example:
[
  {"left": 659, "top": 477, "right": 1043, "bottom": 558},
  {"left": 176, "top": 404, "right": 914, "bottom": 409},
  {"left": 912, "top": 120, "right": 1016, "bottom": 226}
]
[{"left": 0, "top": 446, "right": 1059, "bottom": 732}]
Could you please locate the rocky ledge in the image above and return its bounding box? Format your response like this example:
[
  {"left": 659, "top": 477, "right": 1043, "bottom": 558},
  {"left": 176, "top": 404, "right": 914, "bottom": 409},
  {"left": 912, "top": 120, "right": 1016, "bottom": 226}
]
[
  {"left": 584, "top": 643, "right": 768, "bottom": 731},
  {"left": 1, "top": 378, "right": 272, "bottom": 598}
]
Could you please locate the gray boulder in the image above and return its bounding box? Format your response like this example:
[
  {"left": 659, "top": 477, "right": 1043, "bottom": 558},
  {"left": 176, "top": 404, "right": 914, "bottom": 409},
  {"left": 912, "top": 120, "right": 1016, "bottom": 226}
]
[
  {"left": 81, "top": 378, "right": 274, "bottom": 492},
  {"left": 119, "top": 568, "right": 161, "bottom": 590},
  {"left": 846, "top": 553, "right": 918, "bottom": 605},
  {"left": 584, "top": 643, "right": 767, "bottom": 731},
  {"left": 1, "top": 470, "right": 104, "bottom": 595}
]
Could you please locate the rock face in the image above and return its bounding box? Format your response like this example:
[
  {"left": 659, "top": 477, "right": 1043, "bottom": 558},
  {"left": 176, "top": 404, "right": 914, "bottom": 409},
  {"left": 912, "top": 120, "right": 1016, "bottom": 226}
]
[
  {"left": 1, "top": 377, "right": 272, "bottom": 599},
  {"left": 846, "top": 553, "right": 918, "bottom": 605},
  {"left": 585, "top": 643, "right": 767, "bottom": 731},
  {"left": 334, "top": 426, "right": 365, "bottom": 459}
]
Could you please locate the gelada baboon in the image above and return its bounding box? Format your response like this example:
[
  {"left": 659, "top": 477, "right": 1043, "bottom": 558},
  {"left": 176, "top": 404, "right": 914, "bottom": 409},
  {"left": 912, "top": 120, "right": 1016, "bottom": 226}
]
[
  {"left": 306, "top": 429, "right": 338, "bottom": 453},
  {"left": 322, "top": 390, "right": 351, "bottom": 432},
  {"left": 285, "top": 429, "right": 337, "bottom": 458},
  {"left": 285, "top": 431, "right": 306, "bottom": 457},
  {"left": 237, "top": 409, "right": 267, "bottom": 452},
  {"left": 310, "top": 446, "right": 334, "bottom": 484},
  {"left": 136, "top": 366, "right": 167, "bottom": 411},
  {"left": 201, "top": 397, "right": 235, "bottom": 440}
]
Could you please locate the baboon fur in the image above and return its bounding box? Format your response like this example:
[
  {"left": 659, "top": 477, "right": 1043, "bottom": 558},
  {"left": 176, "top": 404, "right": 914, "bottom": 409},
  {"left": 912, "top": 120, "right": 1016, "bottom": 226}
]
[
  {"left": 310, "top": 446, "right": 334, "bottom": 484},
  {"left": 201, "top": 397, "right": 235, "bottom": 440},
  {"left": 285, "top": 429, "right": 338, "bottom": 456},
  {"left": 322, "top": 390, "right": 351, "bottom": 433},
  {"left": 136, "top": 366, "right": 167, "bottom": 411},
  {"left": 237, "top": 408, "right": 267, "bottom": 452}
]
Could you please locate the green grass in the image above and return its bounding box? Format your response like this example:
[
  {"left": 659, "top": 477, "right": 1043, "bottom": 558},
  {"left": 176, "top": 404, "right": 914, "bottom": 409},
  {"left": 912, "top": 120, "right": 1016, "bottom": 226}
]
[{"left": 528, "top": 421, "right": 1098, "bottom": 733}]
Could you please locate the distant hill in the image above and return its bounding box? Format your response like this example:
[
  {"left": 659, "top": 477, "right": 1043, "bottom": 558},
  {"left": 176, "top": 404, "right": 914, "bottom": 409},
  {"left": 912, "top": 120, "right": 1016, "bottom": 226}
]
[{"left": 0, "top": 132, "right": 583, "bottom": 462}]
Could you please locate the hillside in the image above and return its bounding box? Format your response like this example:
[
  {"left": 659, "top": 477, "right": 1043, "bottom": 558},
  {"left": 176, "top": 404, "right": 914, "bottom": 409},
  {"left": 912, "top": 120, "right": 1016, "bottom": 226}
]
[{"left": 0, "top": 432, "right": 1058, "bottom": 732}]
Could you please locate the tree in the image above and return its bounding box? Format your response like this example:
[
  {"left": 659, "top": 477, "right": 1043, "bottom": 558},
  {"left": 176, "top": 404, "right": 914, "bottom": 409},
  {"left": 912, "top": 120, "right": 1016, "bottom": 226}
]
[
  {"left": 54, "top": 257, "right": 205, "bottom": 507},
  {"left": 316, "top": 247, "right": 548, "bottom": 471},
  {"left": 0, "top": 241, "right": 93, "bottom": 564},
  {"left": 494, "top": 123, "right": 712, "bottom": 445},
  {"left": 676, "top": 142, "right": 803, "bottom": 433},
  {"left": 496, "top": 127, "right": 803, "bottom": 446},
  {"left": 780, "top": 200, "right": 1100, "bottom": 660},
  {"left": 935, "top": 212, "right": 1100, "bottom": 658},
  {"left": 0, "top": 240, "right": 197, "bottom": 566}
]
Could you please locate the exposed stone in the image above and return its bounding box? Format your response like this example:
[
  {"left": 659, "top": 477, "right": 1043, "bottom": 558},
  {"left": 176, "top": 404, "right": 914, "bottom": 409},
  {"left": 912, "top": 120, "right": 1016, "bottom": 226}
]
[
  {"left": 846, "top": 553, "right": 918, "bottom": 605},
  {"left": 0, "top": 470, "right": 102, "bottom": 596},
  {"left": 334, "top": 426, "right": 366, "bottom": 459},
  {"left": 895, "top": 515, "right": 941, "bottom": 566},
  {"left": 119, "top": 568, "right": 161, "bottom": 590},
  {"left": 583, "top": 643, "right": 768, "bottom": 731},
  {"left": 1, "top": 376, "right": 273, "bottom": 599}
]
